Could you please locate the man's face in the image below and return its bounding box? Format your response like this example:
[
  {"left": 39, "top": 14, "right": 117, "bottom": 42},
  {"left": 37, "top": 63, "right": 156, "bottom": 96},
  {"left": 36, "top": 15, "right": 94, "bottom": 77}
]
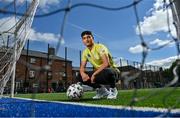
[{"left": 82, "top": 34, "right": 94, "bottom": 47}]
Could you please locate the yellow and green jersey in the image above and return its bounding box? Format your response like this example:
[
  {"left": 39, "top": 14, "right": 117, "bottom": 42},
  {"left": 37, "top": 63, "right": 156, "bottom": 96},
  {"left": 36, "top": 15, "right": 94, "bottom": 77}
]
[{"left": 82, "top": 43, "right": 117, "bottom": 69}]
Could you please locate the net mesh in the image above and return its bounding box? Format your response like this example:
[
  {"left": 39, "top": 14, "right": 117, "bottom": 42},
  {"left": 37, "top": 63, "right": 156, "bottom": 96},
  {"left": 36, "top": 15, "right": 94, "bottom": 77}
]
[
  {"left": 0, "top": 0, "right": 179, "bottom": 117},
  {"left": 0, "top": 0, "right": 39, "bottom": 96}
]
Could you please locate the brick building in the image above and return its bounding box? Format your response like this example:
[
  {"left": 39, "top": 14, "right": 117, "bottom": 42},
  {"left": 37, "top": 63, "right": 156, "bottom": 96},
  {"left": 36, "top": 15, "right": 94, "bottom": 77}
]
[
  {"left": 117, "top": 65, "right": 165, "bottom": 89},
  {"left": 14, "top": 49, "right": 73, "bottom": 93}
]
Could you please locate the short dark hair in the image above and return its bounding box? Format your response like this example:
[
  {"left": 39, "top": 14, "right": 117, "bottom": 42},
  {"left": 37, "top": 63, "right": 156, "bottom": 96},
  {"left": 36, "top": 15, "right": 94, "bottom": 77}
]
[{"left": 81, "top": 31, "right": 93, "bottom": 37}]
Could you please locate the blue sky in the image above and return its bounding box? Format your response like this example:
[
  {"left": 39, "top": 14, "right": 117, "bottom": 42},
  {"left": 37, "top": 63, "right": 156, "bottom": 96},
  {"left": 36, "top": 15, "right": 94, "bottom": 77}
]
[{"left": 0, "top": 0, "right": 179, "bottom": 68}]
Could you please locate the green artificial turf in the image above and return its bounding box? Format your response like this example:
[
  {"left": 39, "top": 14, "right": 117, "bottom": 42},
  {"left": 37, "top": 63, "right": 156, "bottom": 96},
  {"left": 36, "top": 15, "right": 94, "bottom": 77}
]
[{"left": 15, "top": 87, "right": 180, "bottom": 108}]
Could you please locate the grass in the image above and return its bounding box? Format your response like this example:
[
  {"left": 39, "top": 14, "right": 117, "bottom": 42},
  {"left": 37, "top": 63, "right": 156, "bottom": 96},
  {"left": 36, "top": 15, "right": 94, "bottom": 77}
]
[{"left": 15, "top": 87, "right": 180, "bottom": 108}]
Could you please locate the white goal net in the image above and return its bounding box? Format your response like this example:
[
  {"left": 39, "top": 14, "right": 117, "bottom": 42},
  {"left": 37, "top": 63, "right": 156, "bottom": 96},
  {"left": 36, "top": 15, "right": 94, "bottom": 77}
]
[{"left": 0, "top": 0, "right": 39, "bottom": 97}]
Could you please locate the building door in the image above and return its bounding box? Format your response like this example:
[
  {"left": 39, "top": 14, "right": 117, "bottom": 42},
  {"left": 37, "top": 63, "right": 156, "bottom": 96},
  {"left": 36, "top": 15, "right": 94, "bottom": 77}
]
[{"left": 51, "top": 82, "right": 57, "bottom": 92}]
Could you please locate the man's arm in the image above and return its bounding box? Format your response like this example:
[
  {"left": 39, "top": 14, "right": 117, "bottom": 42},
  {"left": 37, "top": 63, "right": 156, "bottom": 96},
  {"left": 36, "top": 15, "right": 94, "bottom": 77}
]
[
  {"left": 80, "top": 60, "right": 90, "bottom": 81},
  {"left": 91, "top": 54, "right": 109, "bottom": 83}
]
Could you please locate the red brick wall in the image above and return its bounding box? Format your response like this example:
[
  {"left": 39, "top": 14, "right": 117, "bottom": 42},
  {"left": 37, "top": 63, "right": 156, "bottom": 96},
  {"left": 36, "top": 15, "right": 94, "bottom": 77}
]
[{"left": 16, "top": 55, "right": 72, "bottom": 92}]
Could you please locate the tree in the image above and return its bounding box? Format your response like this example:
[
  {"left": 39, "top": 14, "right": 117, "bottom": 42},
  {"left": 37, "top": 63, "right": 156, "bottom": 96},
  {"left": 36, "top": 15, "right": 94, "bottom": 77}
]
[{"left": 161, "top": 59, "right": 180, "bottom": 86}]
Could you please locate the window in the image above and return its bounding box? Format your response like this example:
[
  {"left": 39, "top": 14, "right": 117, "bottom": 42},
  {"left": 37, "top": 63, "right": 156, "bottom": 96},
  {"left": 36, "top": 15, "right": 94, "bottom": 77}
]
[
  {"left": 75, "top": 72, "right": 79, "bottom": 76},
  {"left": 62, "top": 62, "right": 65, "bottom": 67},
  {"left": 30, "top": 58, "right": 36, "bottom": 64},
  {"left": 33, "top": 83, "right": 38, "bottom": 88},
  {"left": 60, "top": 72, "right": 66, "bottom": 77},
  {"left": 29, "top": 70, "right": 35, "bottom": 78},
  {"left": 48, "top": 71, "right": 52, "bottom": 80},
  {"left": 15, "top": 82, "right": 21, "bottom": 89}
]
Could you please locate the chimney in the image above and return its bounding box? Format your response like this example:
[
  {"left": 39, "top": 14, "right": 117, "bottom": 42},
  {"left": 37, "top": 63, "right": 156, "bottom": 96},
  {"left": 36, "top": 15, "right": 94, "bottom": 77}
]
[{"left": 48, "top": 47, "right": 55, "bottom": 55}]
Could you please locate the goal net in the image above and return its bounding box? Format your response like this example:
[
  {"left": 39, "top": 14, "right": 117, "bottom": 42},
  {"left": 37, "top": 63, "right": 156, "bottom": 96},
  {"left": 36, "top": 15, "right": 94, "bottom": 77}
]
[{"left": 0, "top": 0, "right": 39, "bottom": 97}]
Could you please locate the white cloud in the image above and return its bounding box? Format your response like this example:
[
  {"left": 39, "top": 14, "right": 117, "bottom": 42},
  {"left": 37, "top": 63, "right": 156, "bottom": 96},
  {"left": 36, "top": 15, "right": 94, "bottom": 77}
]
[
  {"left": 147, "top": 55, "right": 179, "bottom": 68},
  {"left": 113, "top": 55, "right": 178, "bottom": 69},
  {"left": 0, "top": 16, "right": 17, "bottom": 32},
  {"left": 0, "top": 16, "right": 60, "bottom": 44},
  {"left": 29, "top": 0, "right": 61, "bottom": 12},
  {"left": 131, "top": 0, "right": 177, "bottom": 54},
  {"left": 1, "top": 0, "right": 23, "bottom": 4},
  {"left": 29, "top": 29, "right": 60, "bottom": 43},
  {"left": 137, "top": 9, "right": 168, "bottom": 35},
  {"left": 129, "top": 44, "right": 143, "bottom": 54},
  {"left": 38, "top": 0, "right": 61, "bottom": 8},
  {"left": 136, "top": 0, "right": 176, "bottom": 37},
  {"left": 129, "top": 38, "right": 174, "bottom": 54},
  {"left": 1, "top": 0, "right": 62, "bottom": 11},
  {"left": 153, "top": 0, "right": 166, "bottom": 10},
  {"left": 129, "top": 44, "right": 150, "bottom": 54},
  {"left": 149, "top": 38, "right": 174, "bottom": 47}
]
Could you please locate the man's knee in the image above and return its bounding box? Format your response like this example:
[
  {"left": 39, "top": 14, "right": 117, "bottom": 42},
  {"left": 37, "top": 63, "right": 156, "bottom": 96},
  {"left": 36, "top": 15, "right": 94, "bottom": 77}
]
[
  {"left": 94, "top": 69, "right": 113, "bottom": 84},
  {"left": 103, "top": 68, "right": 115, "bottom": 78}
]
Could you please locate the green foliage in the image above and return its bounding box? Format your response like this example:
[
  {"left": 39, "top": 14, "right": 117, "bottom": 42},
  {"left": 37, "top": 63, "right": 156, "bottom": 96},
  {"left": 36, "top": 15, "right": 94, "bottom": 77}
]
[
  {"left": 170, "top": 59, "right": 180, "bottom": 75},
  {"left": 162, "top": 68, "right": 173, "bottom": 79},
  {"left": 162, "top": 59, "right": 180, "bottom": 84}
]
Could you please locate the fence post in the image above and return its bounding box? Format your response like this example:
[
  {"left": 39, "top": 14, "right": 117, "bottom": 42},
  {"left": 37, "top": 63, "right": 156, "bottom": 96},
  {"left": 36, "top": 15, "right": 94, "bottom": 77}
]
[
  {"left": 46, "top": 44, "right": 50, "bottom": 93},
  {"left": 65, "top": 47, "right": 67, "bottom": 89},
  {"left": 119, "top": 58, "right": 122, "bottom": 67}
]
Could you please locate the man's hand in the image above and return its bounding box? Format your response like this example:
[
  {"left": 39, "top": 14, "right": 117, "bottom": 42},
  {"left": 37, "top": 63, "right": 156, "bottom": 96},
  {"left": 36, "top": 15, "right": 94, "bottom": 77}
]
[
  {"left": 81, "top": 73, "right": 90, "bottom": 82},
  {"left": 91, "top": 74, "right": 96, "bottom": 83},
  {"left": 90, "top": 54, "right": 109, "bottom": 83},
  {"left": 80, "top": 60, "right": 90, "bottom": 82}
]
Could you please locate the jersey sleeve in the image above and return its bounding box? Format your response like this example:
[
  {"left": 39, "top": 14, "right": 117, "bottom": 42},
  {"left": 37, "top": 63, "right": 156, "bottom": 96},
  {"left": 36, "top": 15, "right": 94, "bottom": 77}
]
[
  {"left": 98, "top": 44, "right": 109, "bottom": 56},
  {"left": 82, "top": 50, "right": 87, "bottom": 62}
]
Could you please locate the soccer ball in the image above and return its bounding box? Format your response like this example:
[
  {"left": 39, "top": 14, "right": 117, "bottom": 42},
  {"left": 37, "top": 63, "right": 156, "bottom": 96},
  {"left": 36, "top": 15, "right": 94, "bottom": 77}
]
[{"left": 66, "top": 83, "right": 84, "bottom": 100}]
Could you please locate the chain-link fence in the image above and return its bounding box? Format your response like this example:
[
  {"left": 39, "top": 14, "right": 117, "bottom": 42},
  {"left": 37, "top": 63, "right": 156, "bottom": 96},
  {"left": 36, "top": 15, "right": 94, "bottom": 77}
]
[{"left": 4, "top": 40, "right": 173, "bottom": 94}]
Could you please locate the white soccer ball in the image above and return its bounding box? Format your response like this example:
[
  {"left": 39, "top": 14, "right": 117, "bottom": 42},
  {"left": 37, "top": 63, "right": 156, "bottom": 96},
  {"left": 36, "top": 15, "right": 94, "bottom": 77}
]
[{"left": 66, "top": 83, "right": 84, "bottom": 100}]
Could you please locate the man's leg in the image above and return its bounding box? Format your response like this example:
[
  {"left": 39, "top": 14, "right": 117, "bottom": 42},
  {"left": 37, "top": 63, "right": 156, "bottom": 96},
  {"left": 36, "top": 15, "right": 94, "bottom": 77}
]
[
  {"left": 76, "top": 72, "right": 109, "bottom": 99},
  {"left": 94, "top": 68, "right": 117, "bottom": 87},
  {"left": 94, "top": 68, "right": 118, "bottom": 99},
  {"left": 76, "top": 71, "right": 101, "bottom": 89}
]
